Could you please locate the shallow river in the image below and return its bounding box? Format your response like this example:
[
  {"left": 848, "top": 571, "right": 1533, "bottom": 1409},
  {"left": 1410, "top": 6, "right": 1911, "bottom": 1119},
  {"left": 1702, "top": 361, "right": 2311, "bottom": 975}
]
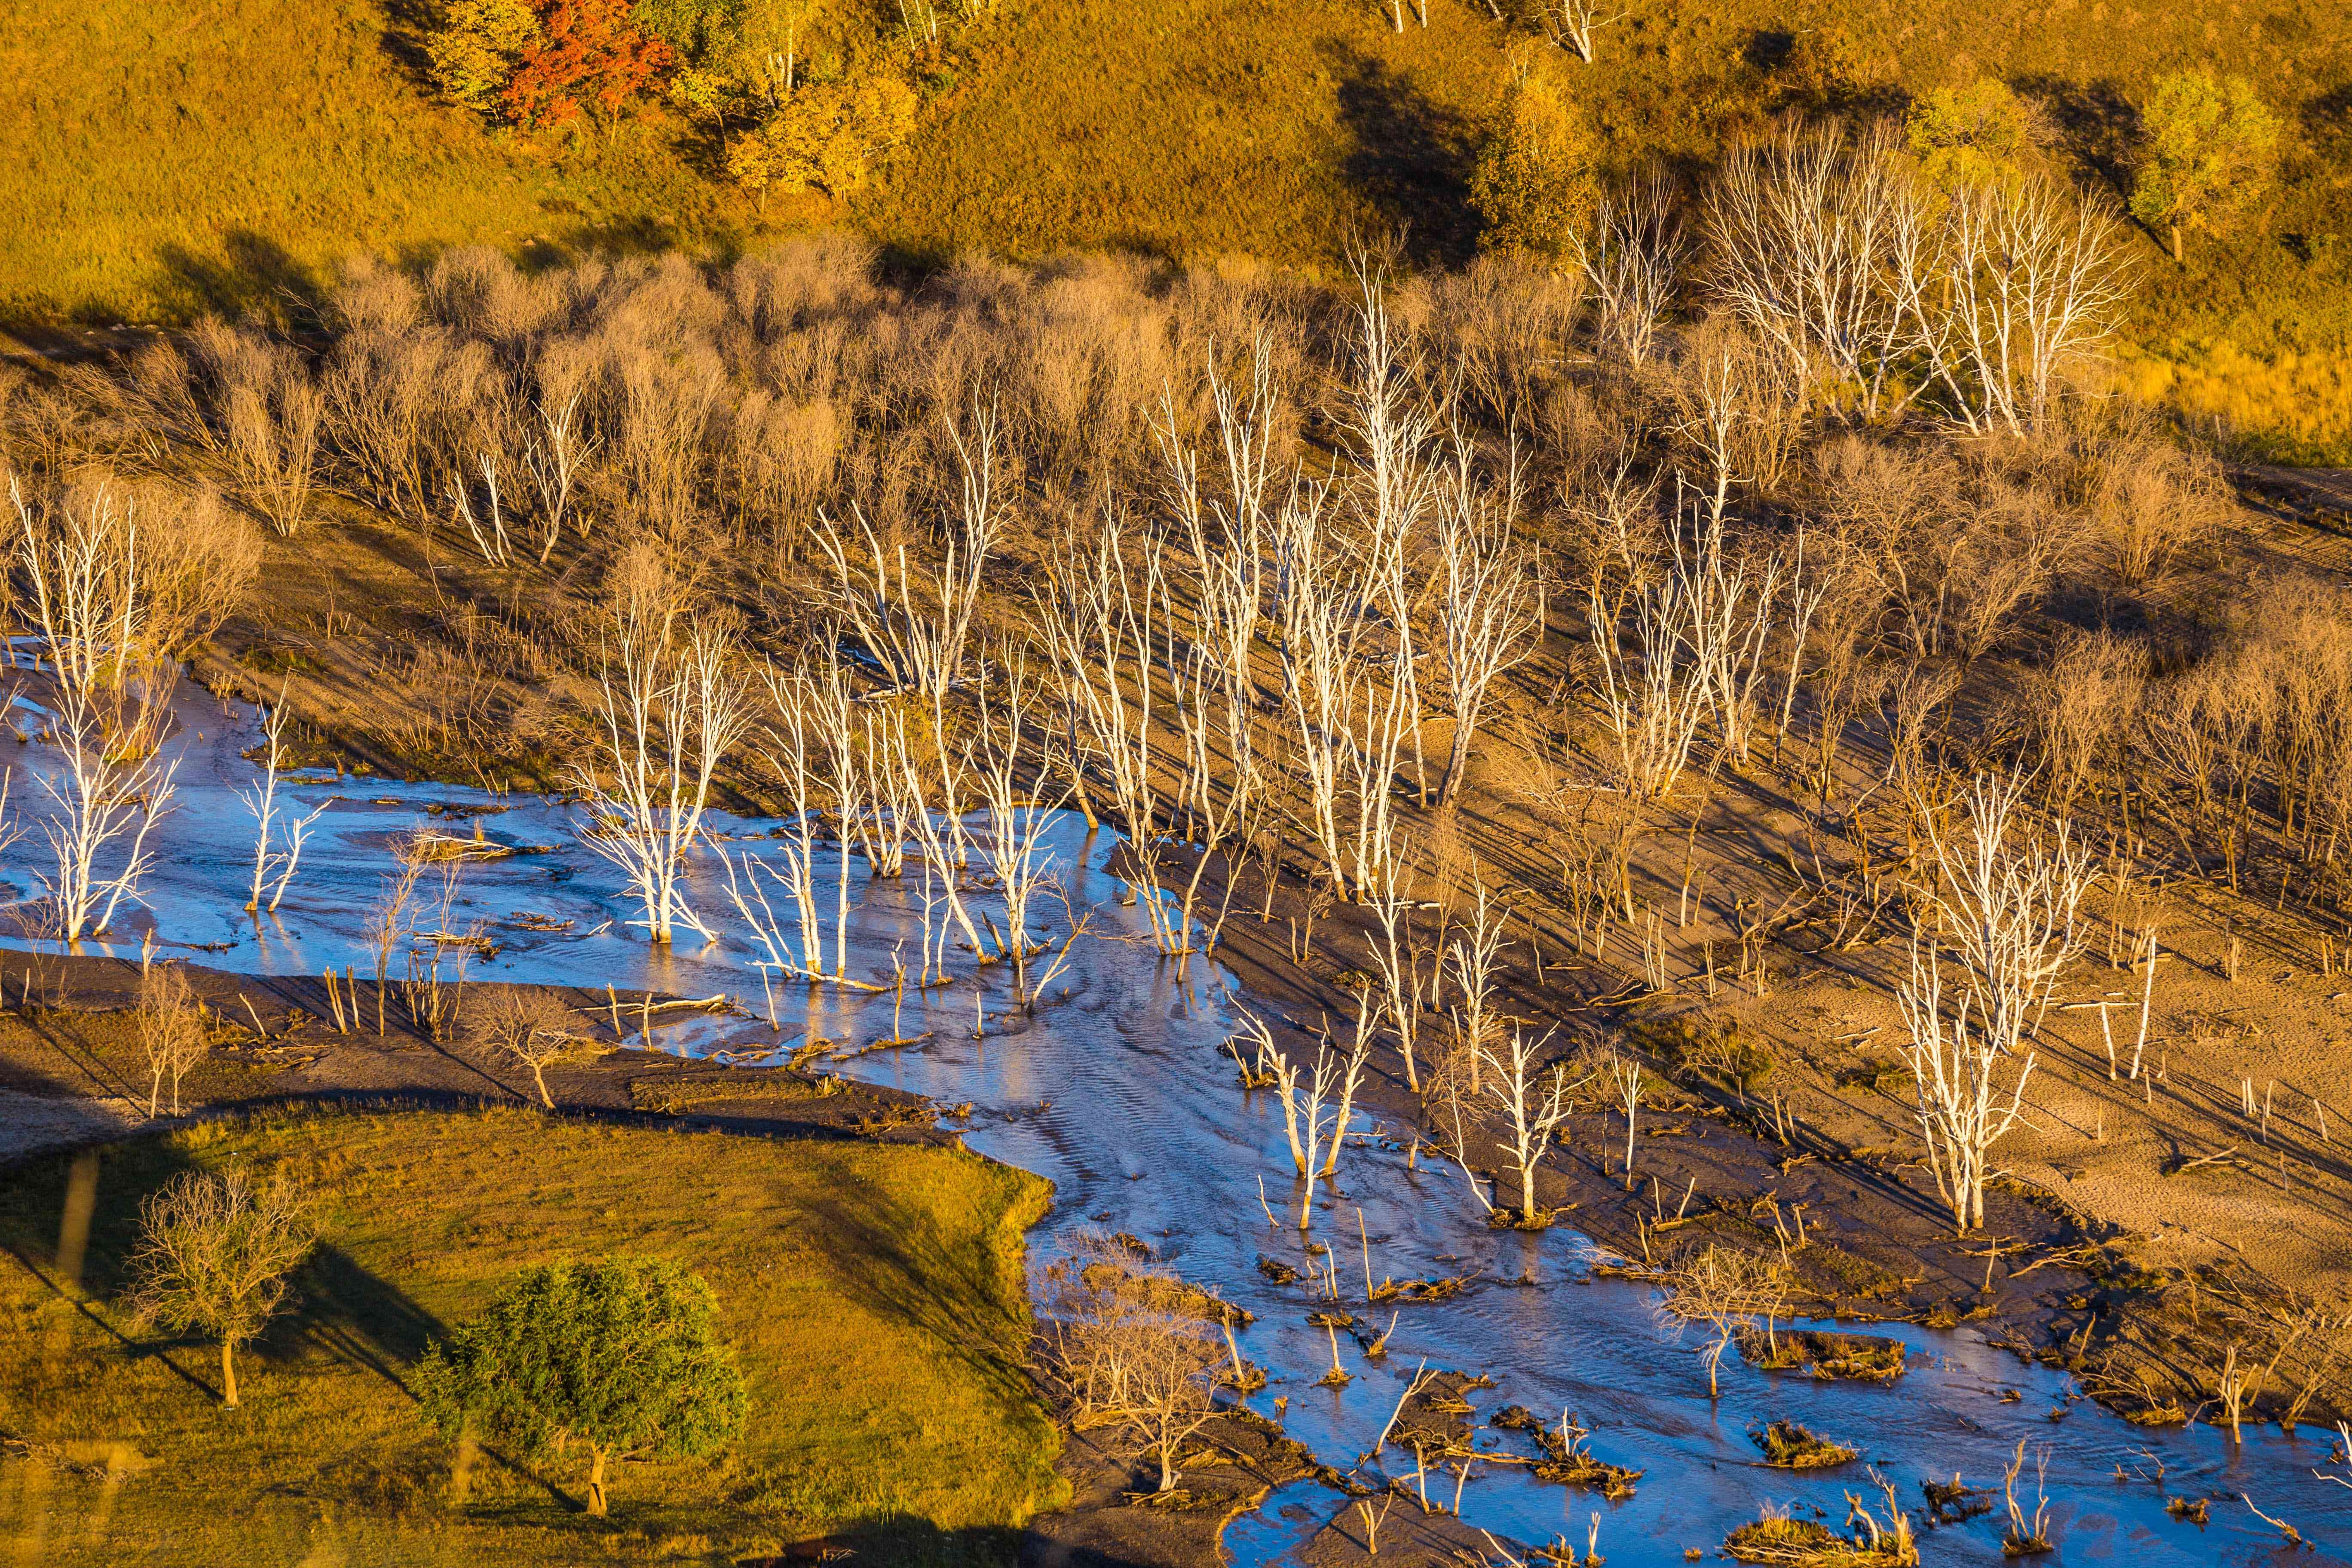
[{"left": 10, "top": 687, "right": 2351, "bottom": 1565}]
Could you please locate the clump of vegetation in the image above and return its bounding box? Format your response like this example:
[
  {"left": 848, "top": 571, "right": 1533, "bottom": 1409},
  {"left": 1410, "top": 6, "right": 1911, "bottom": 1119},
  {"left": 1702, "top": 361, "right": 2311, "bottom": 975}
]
[
  {"left": 1492, "top": 1406, "right": 1644, "bottom": 1496},
  {"left": 1754, "top": 1418, "right": 1859, "bottom": 1469},
  {"left": 126, "top": 1168, "right": 313, "bottom": 1409},
  {"left": 1722, "top": 1474, "right": 1917, "bottom": 1565},
  {"left": 1740, "top": 1329, "right": 1909, "bottom": 1382},
  {"left": 417, "top": 1256, "right": 749, "bottom": 1516}
]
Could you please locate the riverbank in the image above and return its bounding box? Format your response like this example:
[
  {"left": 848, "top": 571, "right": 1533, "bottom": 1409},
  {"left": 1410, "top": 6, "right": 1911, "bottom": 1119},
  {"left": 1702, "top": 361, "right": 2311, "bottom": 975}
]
[{"left": 1187, "top": 818, "right": 2352, "bottom": 1435}]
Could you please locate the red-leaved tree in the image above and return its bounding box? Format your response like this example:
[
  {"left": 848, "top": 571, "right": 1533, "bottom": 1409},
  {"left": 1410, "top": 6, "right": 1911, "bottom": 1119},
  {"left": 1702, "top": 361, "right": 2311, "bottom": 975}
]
[{"left": 502, "top": 0, "right": 672, "bottom": 135}]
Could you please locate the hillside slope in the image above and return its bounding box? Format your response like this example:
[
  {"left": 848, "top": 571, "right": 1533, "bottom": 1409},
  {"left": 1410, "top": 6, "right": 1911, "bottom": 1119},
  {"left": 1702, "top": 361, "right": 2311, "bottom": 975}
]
[{"left": 1, "top": 0, "right": 2347, "bottom": 450}]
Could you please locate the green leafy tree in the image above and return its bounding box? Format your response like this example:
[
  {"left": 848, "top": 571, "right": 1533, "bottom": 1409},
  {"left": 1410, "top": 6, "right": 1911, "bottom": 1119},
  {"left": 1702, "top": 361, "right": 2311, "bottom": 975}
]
[
  {"left": 725, "top": 75, "right": 917, "bottom": 199},
  {"left": 632, "top": 0, "right": 814, "bottom": 121},
  {"left": 416, "top": 1257, "right": 747, "bottom": 1516},
  {"left": 1905, "top": 78, "right": 2031, "bottom": 190},
  {"left": 1467, "top": 58, "right": 1599, "bottom": 259},
  {"left": 426, "top": 0, "right": 544, "bottom": 113},
  {"left": 127, "top": 1170, "right": 313, "bottom": 1409},
  {"left": 2131, "top": 70, "right": 2282, "bottom": 263}
]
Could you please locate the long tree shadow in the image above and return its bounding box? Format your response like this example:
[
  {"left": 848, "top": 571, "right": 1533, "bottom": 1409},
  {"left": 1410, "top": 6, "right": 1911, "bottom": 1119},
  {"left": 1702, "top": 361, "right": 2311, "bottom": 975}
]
[
  {"left": 1323, "top": 42, "right": 1480, "bottom": 269},
  {"left": 150, "top": 229, "right": 325, "bottom": 328},
  {"left": 796, "top": 1168, "right": 1043, "bottom": 1416}
]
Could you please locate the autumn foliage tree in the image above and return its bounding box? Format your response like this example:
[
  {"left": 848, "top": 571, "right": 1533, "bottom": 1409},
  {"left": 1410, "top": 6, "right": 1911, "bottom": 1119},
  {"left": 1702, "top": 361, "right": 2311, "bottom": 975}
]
[
  {"left": 1468, "top": 53, "right": 1599, "bottom": 258},
  {"left": 500, "top": 0, "right": 674, "bottom": 135}
]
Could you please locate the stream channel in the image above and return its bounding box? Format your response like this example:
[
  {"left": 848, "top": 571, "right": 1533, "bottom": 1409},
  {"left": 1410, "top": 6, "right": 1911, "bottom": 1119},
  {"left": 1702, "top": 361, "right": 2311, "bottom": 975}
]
[{"left": 7, "top": 684, "right": 2350, "bottom": 1565}]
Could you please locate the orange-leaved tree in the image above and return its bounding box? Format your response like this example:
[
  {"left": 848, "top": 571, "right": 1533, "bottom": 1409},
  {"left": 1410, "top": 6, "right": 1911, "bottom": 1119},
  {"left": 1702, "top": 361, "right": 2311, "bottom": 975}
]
[{"left": 502, "top": 0, "right": 674, "bottom": 135}]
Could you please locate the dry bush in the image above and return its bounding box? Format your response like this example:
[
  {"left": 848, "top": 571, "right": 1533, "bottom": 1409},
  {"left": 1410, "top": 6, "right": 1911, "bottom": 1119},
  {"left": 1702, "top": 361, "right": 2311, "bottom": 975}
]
[
  {"left": 2080, "top": 435, "right": 2227, "bottom": 589},
  {"left": 1415, "top": 254, "right": 1584, "bottom": 432},
  {"left": 2022, "top": 631, "right": 2145, "bottom": 812},
  {"left": 466, "top": 990, "right": 591, "bottom": 1108},
  {"left": 1804, "top": 434, "right": 2062, "bottom": 661},
  {"left": 134, "top": 960, "right": 209, "bottom": 1117},
  {"left": 1040, "top": 1237, "right": 1225, "bottom": 1495}
]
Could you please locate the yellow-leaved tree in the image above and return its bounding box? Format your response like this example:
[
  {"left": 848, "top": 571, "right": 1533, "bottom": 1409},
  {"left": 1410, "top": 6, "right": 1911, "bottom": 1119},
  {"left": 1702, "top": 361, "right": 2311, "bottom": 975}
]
[
  {"left": 725, "top": 75, "right": 917, "bottom": 199},
  {"left": 1467, "top": 54, "right": 1599, "bottom": 260},
  {"left": 425, "top": 0, "right": 544, "bottom": 113}
]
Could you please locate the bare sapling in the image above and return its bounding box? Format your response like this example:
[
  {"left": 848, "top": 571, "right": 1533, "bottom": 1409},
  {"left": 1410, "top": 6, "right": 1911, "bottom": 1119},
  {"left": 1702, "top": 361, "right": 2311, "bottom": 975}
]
[
  {"left": 1036, "top": 504, "right": 1188, "bottom": 949},
  {"left": 364, "top": 839, "right": 427, "bottom": 1035},
  {"left": 399, "top": 859, "right": 481, "bottom": 1042},
  {"left": 1585, "top": 565, "right": 1707, "bottom": 802},
  {"left": 1479, "top": 1026, "right": 1576, "bottom": 1224},
  {"left": 1603, "top": 1049, "right": 1645, "bottom": 1189},
  {"left": 447, "top": 452, "right": 514, "bottom": 565},
  {"left": 724, "top": 658, "right": 831, "bottom": 980},
  {"left": 1236, "top": 1008, "right": 1371, "bottom": 1229},
  {"left": 1898, "top": 775, "right": 2092, "bottom": 1234},
  {"left": 2000, "top": 1439, "right": 2052, "bottom": 1553},
  {"left": 1432, "top": 433, "right": 1544, "bottom": 805},
  {"left": 1361, "top": 849, "right": 1432, "bottom": 1091},
  {"left": 522, "top": 390, "right": 594, "bottom": 560},
  {"left": 1442, "top": 885, "right": 1506, "bottom": 1096},
  {"left": 467, "top": 990, "right": 586, "bottom": 1109},
  {"left": 814, "top": 399, "right": 1004, "bottom": 701},
  {"left": 222, "top": 357, "right": 320, "bottom": 538},
  {"left": 899, "top": 726, "right": 995, "bottom": 969},
  {"left": 967, "top": 654, "right": 1073, "bottom": 1004},
  {"left": 569, "top": 558, "right": 750, "bottom": 945},
  {"left": 134, "top": 958, "right": 209, "bottom": 1116},
  {"left": 1273, "top": 481, "right": 1378, "bottom": 892},
  {"left": 239, "top": 691, "right": 330, "bottom": 914}
]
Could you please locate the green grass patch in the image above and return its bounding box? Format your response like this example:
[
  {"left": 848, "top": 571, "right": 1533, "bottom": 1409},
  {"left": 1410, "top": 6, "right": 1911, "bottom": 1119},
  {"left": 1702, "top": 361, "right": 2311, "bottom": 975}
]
[{"left": 0, "top": 1105, "right": 1063, "bottom": 1564}]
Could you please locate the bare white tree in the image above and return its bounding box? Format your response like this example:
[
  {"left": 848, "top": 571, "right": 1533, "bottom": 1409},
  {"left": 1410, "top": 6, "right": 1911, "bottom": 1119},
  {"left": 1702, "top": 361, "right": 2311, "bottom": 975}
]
[
  {"left": 1238, "top": 1009, "right": 1370, "bottom": 1230},
  {"left": 1574, "top": 178, "right": 1687, "bottom": 365},
  {"left": 12, "top": 483, "right": 182, "bottom": 941},
  {"left": 1542, "top": 0, "right": 1623, "bottom": 60},
  {"left": 1433, "top": 435, "right": 1544, "bottom": 805},
  {"left": 523, "top": 390, "right": 595, "bottom": 560},
  {"left": 1927, "top": 175, "right": 2132, "bottom": 434},
  {"left": 967, "top": 654, "right": 1072, "bottom": 1003},
  {"left": 570, "top": 566, "right": 749, "bottom": 945},
  {"left": 1479, "top": 1026, "right": 1576, "bottom": 1221},
  {"left": 815, "top": 401, "right": 1003, "bottom": 701},
  {"left": 1897, "top": 775, "right": 2093, "bottom": 1232},
  {"left": 240, "top": 693, "right": 329, "bottom": 915}
]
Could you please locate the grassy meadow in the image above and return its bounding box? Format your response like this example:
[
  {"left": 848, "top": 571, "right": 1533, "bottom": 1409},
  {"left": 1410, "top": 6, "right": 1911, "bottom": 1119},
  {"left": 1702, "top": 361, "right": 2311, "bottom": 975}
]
[
  {"left": 0, "top": 1106, "right": 1063, "bottom": 1565},
  {"left": 0, "top": 0, "right": 2346, "bottom": 453}
]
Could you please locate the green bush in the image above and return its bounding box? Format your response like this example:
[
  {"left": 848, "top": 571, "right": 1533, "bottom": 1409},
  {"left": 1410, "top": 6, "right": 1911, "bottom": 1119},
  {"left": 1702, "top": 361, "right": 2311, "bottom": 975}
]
[{"left": 417, "top": 1256, "right": 749, "bottom": 1517}]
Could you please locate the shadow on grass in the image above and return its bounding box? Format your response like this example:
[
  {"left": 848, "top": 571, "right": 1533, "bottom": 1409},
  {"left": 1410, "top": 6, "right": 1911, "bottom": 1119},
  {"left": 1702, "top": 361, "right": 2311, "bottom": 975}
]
[
  {"left": 1323, "top": 43, "right": 1479, "bottom": 269},
  {"left": 797, "top": 1162, "right": 1041, "bottom": 1414},
  {"left": 150, "top": 230, "right": 326, "bottom": 330}
]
